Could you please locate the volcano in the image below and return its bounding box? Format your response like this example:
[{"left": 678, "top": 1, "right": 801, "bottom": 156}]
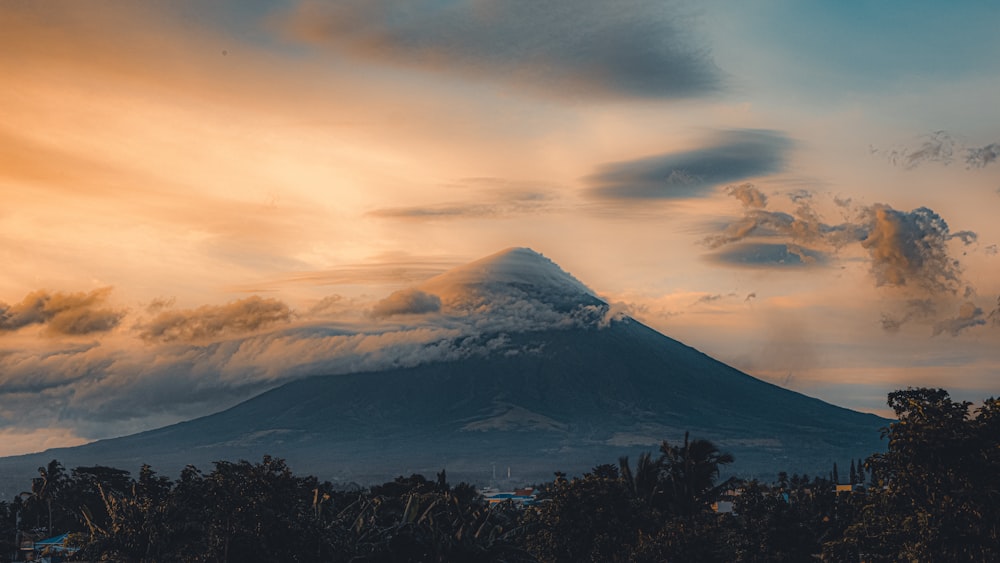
[{"left": 0, "top": 248, "right": 885, "bottom": 487}]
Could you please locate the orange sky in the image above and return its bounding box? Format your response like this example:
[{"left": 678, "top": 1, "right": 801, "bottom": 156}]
[{"left": 1, "top": 1, "right": 998, "bottom": 455}]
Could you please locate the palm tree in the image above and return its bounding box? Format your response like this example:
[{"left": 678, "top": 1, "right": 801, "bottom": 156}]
[
  {"left": 23, "top": 459, "right": 66, "bottom": 535},
  {"left": 619, "top": 451, "right": 661, "bottom": 506},
  {"left": 658, "top": 432, "right": 734, "bottom": 517}
]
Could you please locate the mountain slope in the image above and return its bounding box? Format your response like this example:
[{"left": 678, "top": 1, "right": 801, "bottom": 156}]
[{"left": 0, "top": 248, "right": 886, "bottom": 488}]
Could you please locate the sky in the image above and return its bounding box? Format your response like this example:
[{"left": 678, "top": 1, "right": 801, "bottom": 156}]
[{"left": 1, "top": 0, "right": 998, "bottom": 456}]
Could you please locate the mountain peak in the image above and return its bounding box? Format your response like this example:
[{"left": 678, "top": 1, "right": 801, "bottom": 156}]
[{"left": 418, "top": 247, "right": 598, "bottom": 310}]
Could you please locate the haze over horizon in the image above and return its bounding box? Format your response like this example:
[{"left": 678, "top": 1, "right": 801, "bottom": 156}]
[{"left": 1, "top": 1, "right": 998, "bottom": 457}]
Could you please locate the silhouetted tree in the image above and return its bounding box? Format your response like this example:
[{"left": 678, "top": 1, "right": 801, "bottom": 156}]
[
  {"left": 22, "top": 459, "right": 67, "bottom": 535},
  {"left": 659, "top": 432, "right": 735, "bottom": 517},
  {"left": 827, "top": 388, "right": 1000, "bottom": 561}
]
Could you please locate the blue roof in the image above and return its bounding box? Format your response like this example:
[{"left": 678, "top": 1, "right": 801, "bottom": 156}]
[{"left": 35, "top": 533, "right": 78, "bottom": 553}]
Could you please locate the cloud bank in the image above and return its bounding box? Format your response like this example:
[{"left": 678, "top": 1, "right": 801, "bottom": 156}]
[
  {"left": 370, "top": 289, "right": 442, "bottom": 318},
  {"left": 0, "top": 288, "right": 124, "bottom": 336},
  {"left": 587, "top": 130, "right": 792, "bottom": 200},
  {"left": 0, "top": 255, "right": 613, "bottom": 448},
  {"left": 137, "top": 296, "right": 293, "bottom": 343},
  {"left": 282, "top": 0, "right": 721, "bottom": 100}
]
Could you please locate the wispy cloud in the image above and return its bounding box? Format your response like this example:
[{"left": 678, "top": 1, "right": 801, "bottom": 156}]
[
  {"left": 932, "top": 302, "right": 986, "bottom": 337},
  {"left": 873, "top": 131, "right": 1000, "bottom": 170},
  {"left": 965, "top": 143, "right": 1000, "bottom": 168},
  {"left": 586, "top": 130, "right": 792, "bottom": 200},
  {"left": 280, "top": 0, "right": 721, "bottom": 100},
  {"left": 369, "top": 180, "right": 557, "bottom": 221}
]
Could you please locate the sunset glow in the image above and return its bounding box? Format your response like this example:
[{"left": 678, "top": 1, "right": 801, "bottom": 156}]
[{"left": 2, "top": 1, "right": 998, "bottom": 456}]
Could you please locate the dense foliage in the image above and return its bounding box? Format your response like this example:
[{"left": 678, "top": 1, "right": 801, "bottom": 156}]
[{"left": 0, "top": 388, "right": 996, "bottom": 562}]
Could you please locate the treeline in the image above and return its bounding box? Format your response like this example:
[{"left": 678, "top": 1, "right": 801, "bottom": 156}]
[{"left": 1, "top": 387, "right": 997, "bottom": 562}]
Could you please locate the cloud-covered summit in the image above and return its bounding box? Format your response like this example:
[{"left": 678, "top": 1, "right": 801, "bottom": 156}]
[
  {"left": 0, "top": 249, "right": 616, "bottom": 451},
  {"left": 418, "top": 247, "right": 602, "bottom": 314}
]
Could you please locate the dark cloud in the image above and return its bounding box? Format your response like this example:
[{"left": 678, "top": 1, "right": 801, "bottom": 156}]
[
  {"left": 0, "top": 287, "right": 124, "bottom": 336},
  {"left": 932, "top": 302, "right": 986, "bottom": 337},
  {"left": 587, "top": 130, "right": 792, "bottom": 200},
  {"left": 282, "top": 0, "right": 721, "bottom": 100},
  {"left": 138, "top": 296, "right": 293, "bottom": 343},
  {"left": 965, "top": 143, "right": 1000, "bottom": 168},
  {"left": 370, "top": 289, "right": 442, "bottom": 318},
  {"left": 708, "top": 242, "right": 827, "bottom": 269}
]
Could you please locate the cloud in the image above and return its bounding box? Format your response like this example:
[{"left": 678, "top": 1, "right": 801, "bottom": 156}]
[
  {"left": 884, "top": 130, "right": 956, "bottom": 169},
  {"left": 874, "top": 131, "right": 1000, "bottom": 170},
  {"left": 988, "top": 297, "right": 1000, "bottom": 327},
  {"left": 370, "top": 289, "right": 442, "bottom": 318},
  {"left": 0, "top": 288, "right": 124, "bottom": 336},
  {"left": 369, "top": 181, "right": 557, "bottom": 221},
  {"left": 860, "top": 205, "right": 971, "bottom": 293},
  {"left": 932, "top": 302, "right": 986, "bottom": 337},
  {"left": 281, "top": 0, "right": 721, "bottom": 100},
  {"left": 586, "top": 130, "right": 792, "bottom": 200},
  {"left": 707, "top": 187, "right": 975, "bottom": 294},
  {"left": 137, "top": 296, "right": 293, "bottom": 343},
  {"left": 706, "top": 185, "right": 990, "bottom": 334},
  {"left": 0, "top": 258, "right": 621, "bottom": 443},
  {"left": 708, "top": 242, "right": 827, "bottom": 268},
  {"left": 727, "top": 183, "right": 768, "bottom": 208},
  {"left": 879, "top": 299, "right": 936, "bottom": 333},
  {"left": 965, "top": 142, "right": 1000, "bottom": 168}
]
